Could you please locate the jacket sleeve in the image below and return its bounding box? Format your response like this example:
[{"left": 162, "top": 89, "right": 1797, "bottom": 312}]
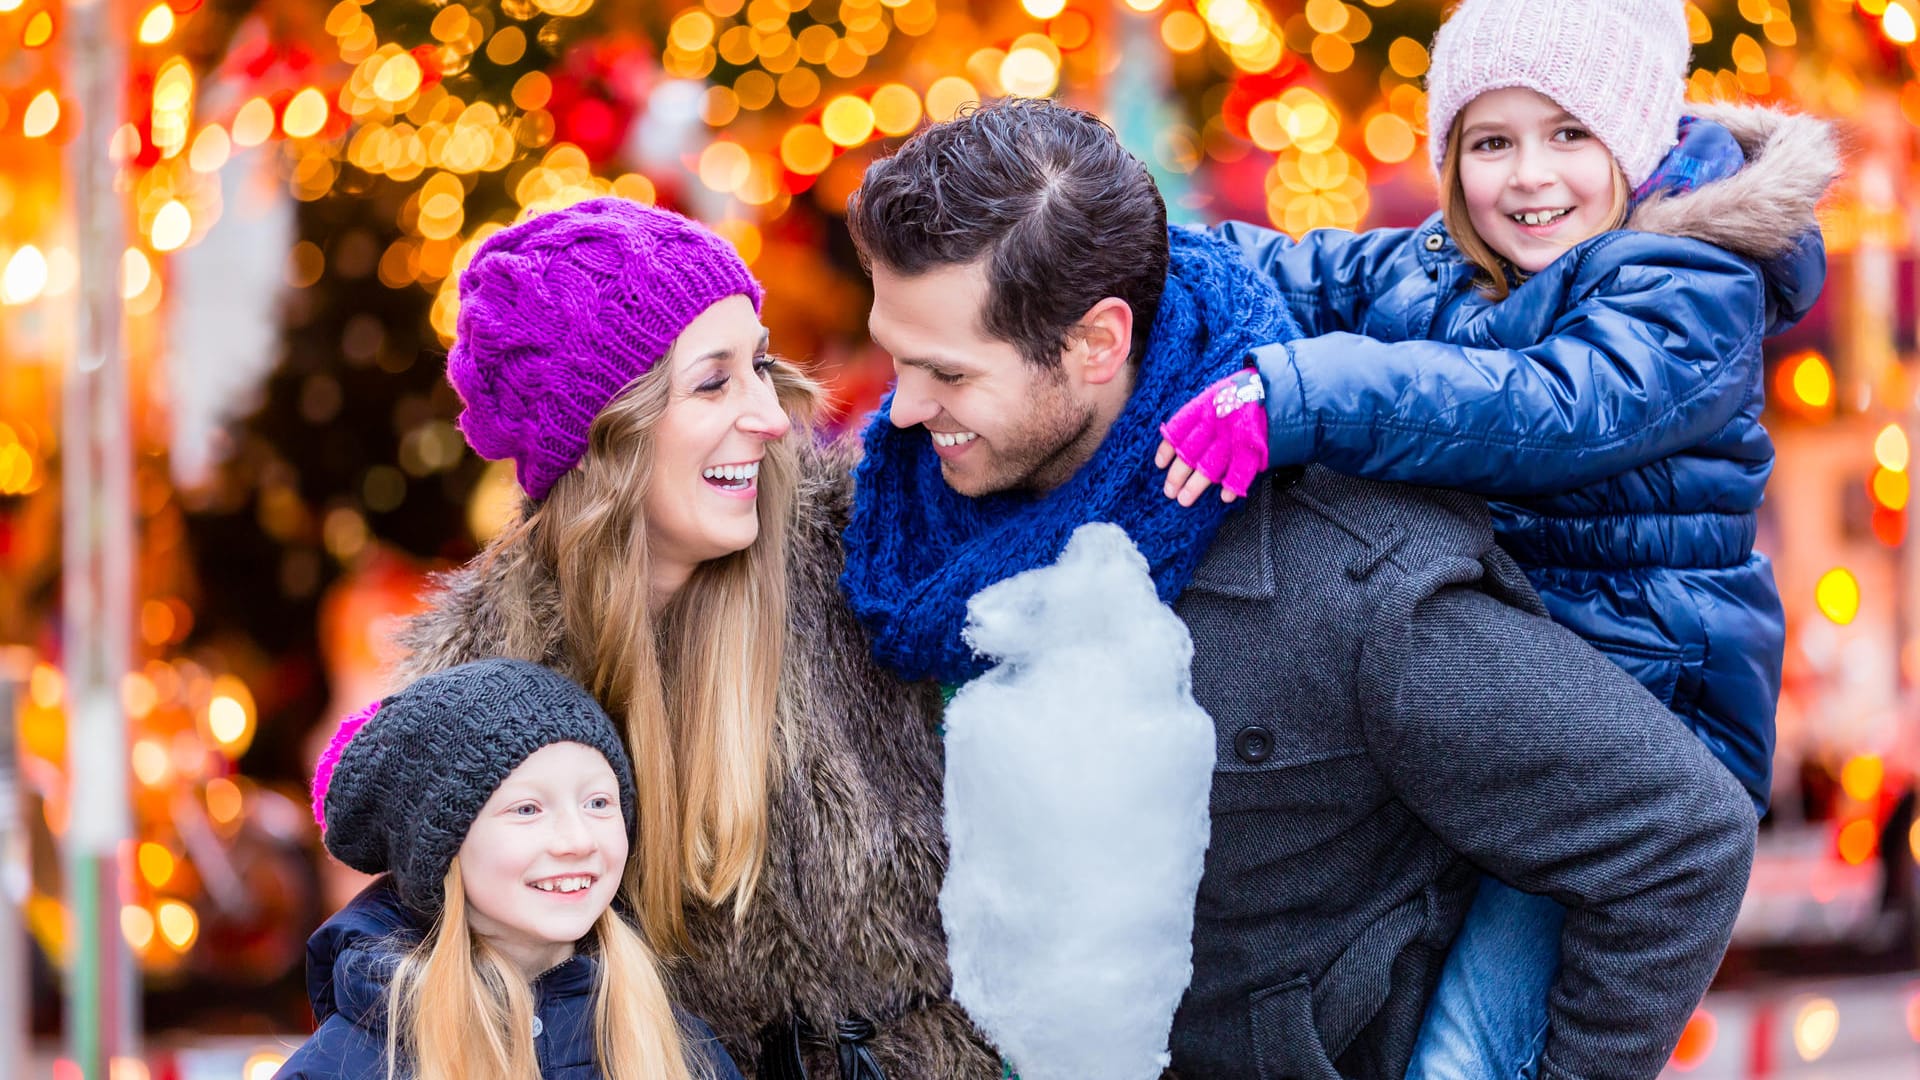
[
  {"left": 1251, "top": 233, "right": 1767, "bottom": 496},
  {"left": 1206, "top": 219, "right": 1420, "bottom": 337},
  {"left": 1359, "top": 577, "right": 1755, "bottom": 1080}
]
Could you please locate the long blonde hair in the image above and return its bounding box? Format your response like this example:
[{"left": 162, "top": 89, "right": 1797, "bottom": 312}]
[
  {"left": 478, "top": 354, "right": 819, "bottom": 952},
  {"left": 1440, "top": 114, "right": 1630, "bottom": 302},
  {"left": 385, "top": 859, "right": 711, "bottom": 1080}
]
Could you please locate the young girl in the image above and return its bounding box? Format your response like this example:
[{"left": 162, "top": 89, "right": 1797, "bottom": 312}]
[
  {"left": 277, "top": 657, "right": 743, "bottom": 1080},
  {"left": 1157, "top": 0, "right": 1835, "bottom": 1075}
]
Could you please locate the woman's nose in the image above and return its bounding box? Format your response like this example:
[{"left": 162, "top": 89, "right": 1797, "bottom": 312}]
[{"left": 740, "top": 378, "right": 792, "bottom": 440}]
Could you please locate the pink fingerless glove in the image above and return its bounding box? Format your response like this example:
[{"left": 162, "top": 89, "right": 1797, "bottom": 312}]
[{"left": 1160, "top": 367, "right": 1269, "bottom": 499}]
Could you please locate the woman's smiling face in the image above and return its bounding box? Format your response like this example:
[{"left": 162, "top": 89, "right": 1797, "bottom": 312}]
[
  {"left": 1456, "top": 86, "right": 1624, "bottom": 274},
  {"left": 642, "top": 294, "right": 792, "bottom": 589}
]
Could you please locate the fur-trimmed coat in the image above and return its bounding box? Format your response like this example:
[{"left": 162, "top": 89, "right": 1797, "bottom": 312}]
[
  {"left": 1210, "top": 102, "right": 1838, "bottom": 812},
  {"left": 391, "top": 438, "right": 1002, "bottom": 1078}
]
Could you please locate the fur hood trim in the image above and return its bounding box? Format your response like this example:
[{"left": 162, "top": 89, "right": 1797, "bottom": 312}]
[{"left": 1626, "top": 102, "right": 1840, "bottom": 262}]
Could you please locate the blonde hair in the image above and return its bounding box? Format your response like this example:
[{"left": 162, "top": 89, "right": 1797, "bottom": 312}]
[
  {"left": 385, "top": 860, "right": 711, "bottom": 1080},
  {"left": 477, "top": 354, "right": 819, "bottom": 952},
  {"left": 1440, "top": 114, "right": 1630, "bottom": 302}
]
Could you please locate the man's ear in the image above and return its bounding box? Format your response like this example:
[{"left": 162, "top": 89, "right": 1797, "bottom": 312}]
[{"left": 1071, "top": 297, "right": 1135, "bottom": 387}]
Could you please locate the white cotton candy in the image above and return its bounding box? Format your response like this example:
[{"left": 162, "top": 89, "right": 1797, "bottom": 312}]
[{"left": 941, "top": 522, "right": 1216, "bottom": 1080}]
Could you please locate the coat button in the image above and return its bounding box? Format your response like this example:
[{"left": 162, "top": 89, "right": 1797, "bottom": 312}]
[
  {"left": 531, "top": 1015, "right": 544, "bottom": 1038},
  {"left": 1234, "top": 725, "right": 1274, "bottom": 764},
  {"left": 1424, "top": 233, "right": 1445, "bottom": 251}
]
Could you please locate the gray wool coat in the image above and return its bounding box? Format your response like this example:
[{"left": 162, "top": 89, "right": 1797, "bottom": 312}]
[
  {"left": 1169, "top": 466, "right": 1757, "bottom": 1080},
  {"left": 391, "top": 438, "right": 1002, "bottom": 1079}
]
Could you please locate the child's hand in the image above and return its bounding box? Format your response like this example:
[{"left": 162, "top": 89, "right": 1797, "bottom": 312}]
[{"left": 1156, "top": 368, "right": 1269, "bottom": 506}]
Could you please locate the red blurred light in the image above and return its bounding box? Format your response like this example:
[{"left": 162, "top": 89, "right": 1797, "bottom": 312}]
[{"left": 1669, "top": 1008, "right": 1717, "bottom": 1071}]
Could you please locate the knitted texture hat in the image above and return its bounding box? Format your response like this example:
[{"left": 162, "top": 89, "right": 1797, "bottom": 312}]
[
  {"left": 311, "top": 657, "right": 637, "bottom": 916},
  {"left": 447, "top": 197, "right": 764, "bottom": 501},
  {"left": 1425, "top": 0, "right": 1691, "bottom": 189}
]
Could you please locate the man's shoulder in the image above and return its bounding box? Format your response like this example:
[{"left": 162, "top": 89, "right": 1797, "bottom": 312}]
[{"left": 1187, "top": 466, "right": 1498, "bottom": 602}]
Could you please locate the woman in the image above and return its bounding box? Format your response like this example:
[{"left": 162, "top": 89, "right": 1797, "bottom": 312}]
[{"left": 388, "top": 198, "right": 999, "bottom": 1078}]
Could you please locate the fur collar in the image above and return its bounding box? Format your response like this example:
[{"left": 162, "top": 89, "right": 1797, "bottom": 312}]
[{"left": 1626, "top": 103, "right": 1840, "bottom": 262}]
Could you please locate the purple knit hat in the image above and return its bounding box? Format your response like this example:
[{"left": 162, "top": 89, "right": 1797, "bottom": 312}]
[
  {"left": 447, "top": 197, "right": 764, "bottom": 501},
  {"left": 1426, "top": 0, "right": 1691, "bottom": 189}
]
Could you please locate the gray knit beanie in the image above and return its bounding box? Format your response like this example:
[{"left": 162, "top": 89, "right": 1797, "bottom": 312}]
[{"left": 311, "top": 657, "right": 637, "bottom": 915}]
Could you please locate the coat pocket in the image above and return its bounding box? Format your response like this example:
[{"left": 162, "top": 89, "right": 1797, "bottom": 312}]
[{"left": 1250, "top": 977, "right": 1342, "bottom": 1080}]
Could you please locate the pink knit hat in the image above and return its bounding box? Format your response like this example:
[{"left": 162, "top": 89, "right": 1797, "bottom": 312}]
[
  {"left": 447, "top": 197, "right": 763, "bottom": 501},
  {"left": 1425, "top": 0, "right": 1692, "bottom": 189}
]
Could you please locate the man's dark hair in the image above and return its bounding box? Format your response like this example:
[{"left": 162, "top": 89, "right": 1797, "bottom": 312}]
[{"left": 847, "top": 97, "right": 1170, "bottom": 369}]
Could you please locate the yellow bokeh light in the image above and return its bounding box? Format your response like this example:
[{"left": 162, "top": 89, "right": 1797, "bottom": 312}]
[
  {"left": 1126, "top": 0, "right": 1165, "bottom": 9},
  {"left": 671, "top": 10, "right": 717, "bottom": 51},
  {"left": 206, "top": 777, "right": 244, "bottom": 825},
  {"left": 822, "top": 95, "right": 878, "bottom": 146},
  {"left": 1876, "top": 423, "right": 1911, "bottom": 473},
  {"left": 0, "top": 0, "right": 23, "bottom": 13},
  {"left": 1305, "top": 32, "right": 1351, "bottom": 71},
  {"left": 23, "top": 10, "right": 53, "bottom": 47},
  {"left": 430, "top": 4, "right": 471, "bottom": 43},
  {"left": 2, "top": 245, "right": 49, "bottom": 305},
  {"left": 1364, "top": 113, "right": 1416, "bottom": 163},
  {"left": 1886, "top": 1, "right": 1918, "bottom": 45},
  {"left": 373, "top": 53, "right": 424, "bottom": 104},
  {"left": 488, "top": 26, "right": 528, "bottom": 66},
  {"left": 780, "top": 124, "right": 835, "bottom": 175},
  {"left": 698, "top": 140, "right": 752, "bottom": 192},
  {"left": 1790, "top": 353, "right": 1833, "bottom": 407},
  {"left": 715, "top": 219, "right": 762, "bottom": 266},
  {"left": 1162, "top": 10, "right": 1208, "bottom": 51},
  {"left": 138, "top": 843, "right": 177, "bottom": 888},
  {"left": 156, "top": 901, "right": 198, "bottom": 951},
  {"left": 189, "top": 124, "right": 232, "bottom": 173},
  {"left": 925, "top": 77, "right": 979, "bottom": 123},
  {"left": 1872, "top": 466, "right": 1909, "bottom": 510},
  {"left": 1021, "top": 0, "right": 1067, "bottom": 17},
  {"left": 24, "top": 90, "right": 60, "bottom": 138},
  {"left": 1388, "top": 36, "right": 1429, "bottom": 78},
  {"left": 131, "top": 738, "right": 171, "bottom": 787},
  {"left": 1815, "top": 568, "right": 1860, "bottom": 626},
  {"left": 1836, "top": 822, "right": 1876, "bottom": 867},
  {"left": 233, "top": 98, "right": 275, "bottom": 147},
  {"left": 871, "top": 83, "right": 923, "bottom": 136},
  {"left": 137, "top": 4, "right": 175, "bottom": 44},
  {"left": 282, "top": 88, "right": 330, "bottom": 138},
  {"left": 243, "top": 1055, "right": 287, "bottom": 1080},
  {"left": 151, "top": 201, "right": 193, "bottom": 252},
  {"left": 207, "top": 675, "right": 257, "bottom": 754},
  {"left": 1304, "top": 0, "right": 1349, "bottom": 33},
  {"left": 1840, "top": 754, "right": 1885, "bottom": 802},
  {"left": 29, "top": 663, "right": 62, "bottom": 708},
  {"left": 122, "top": 248, "right": 153, "bottom": 299},
  {"left": 999, "top": 47, "right": 1060, "bottom": 98},
  {"left": 121, "top": 906, "right": 156, "bottom": 952}
]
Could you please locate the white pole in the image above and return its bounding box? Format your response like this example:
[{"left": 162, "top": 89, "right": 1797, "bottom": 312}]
[{"left": 62, "top": 0, "right": 138, "bottom": 1073}]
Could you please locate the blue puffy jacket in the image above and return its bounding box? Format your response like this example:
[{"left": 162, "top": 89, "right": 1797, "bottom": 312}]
[
  {"left": 1214, "top": 104, "right": 1836, "bottom": 812},
  {"left": 274, "top": 876, "right": 744, "bottom": 1080}
]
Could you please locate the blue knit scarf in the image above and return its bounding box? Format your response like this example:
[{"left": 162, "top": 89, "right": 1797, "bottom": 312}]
[{"left": 841, "top": 226, "right": 1304, "bottom": 684}]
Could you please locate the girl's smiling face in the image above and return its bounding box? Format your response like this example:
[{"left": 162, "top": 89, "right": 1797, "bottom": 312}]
[
  {"left": 457, "top": 741, "right": 629, "bottom": 978},
  {"left": 1455, "top": 86, "right": 1625, "bottom": 274}
]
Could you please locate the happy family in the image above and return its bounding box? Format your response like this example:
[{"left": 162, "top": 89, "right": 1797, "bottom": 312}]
[{"left": 275, "top": 0, "right": 1842, "bottom": 1077}]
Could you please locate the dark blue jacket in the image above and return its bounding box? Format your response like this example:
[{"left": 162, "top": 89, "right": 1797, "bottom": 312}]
[
  {"left": 274, "top": 876, "right": 744, "bottom": 1080},
  {"left": 1213, "top": 104, "right": 1836, "bottom": 811}
]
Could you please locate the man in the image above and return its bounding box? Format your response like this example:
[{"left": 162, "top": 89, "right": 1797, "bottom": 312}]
[{"left": 838, "top": 98, "right": 1754, "bottom": 1080}]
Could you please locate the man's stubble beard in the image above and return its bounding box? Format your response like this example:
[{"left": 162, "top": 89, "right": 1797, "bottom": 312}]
[{"left": 946, "top": 371, "right": 1107, "bottom": 497}]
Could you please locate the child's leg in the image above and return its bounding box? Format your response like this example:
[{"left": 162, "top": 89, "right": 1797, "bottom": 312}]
[{"left": 1405, "top": 877, "right": 1565, "bottom": 1080}]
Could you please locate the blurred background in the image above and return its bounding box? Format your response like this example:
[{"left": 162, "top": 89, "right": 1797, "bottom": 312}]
[{"left": 0, "top": 0, "right": 1917, "bottom": 1075}]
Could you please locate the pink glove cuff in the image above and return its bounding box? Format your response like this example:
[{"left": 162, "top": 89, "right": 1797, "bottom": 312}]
[{"left": 1160, "top": 368, "right": 1269, "bottom": 499}]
